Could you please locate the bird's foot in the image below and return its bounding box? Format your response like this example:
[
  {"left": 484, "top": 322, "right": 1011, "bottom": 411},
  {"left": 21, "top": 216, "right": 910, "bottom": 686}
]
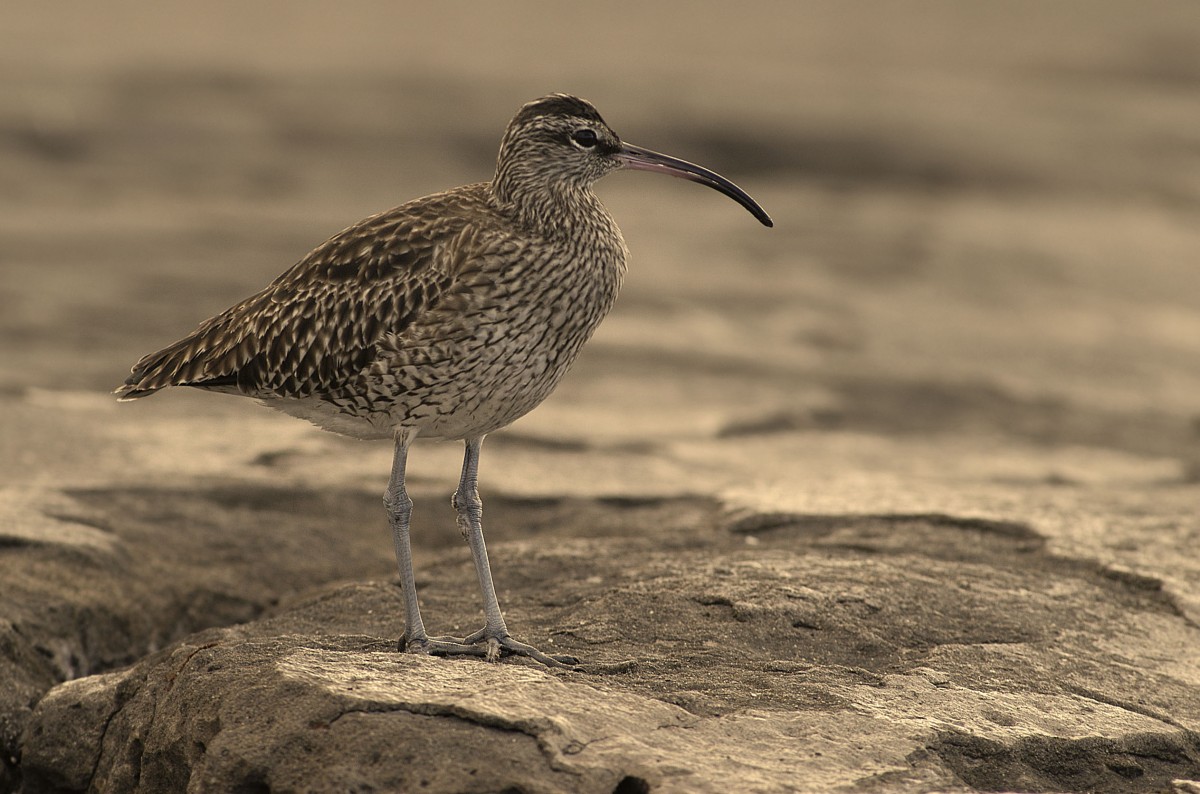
[
  {"left": 400, "top": 636, "right": 488, "bottom": 657},
  {"left": 430, "top": 628, "right": 578, "bottom": 668}
]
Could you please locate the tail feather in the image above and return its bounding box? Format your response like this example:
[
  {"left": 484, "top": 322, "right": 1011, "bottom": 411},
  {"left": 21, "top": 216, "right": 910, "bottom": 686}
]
[
  {"left": 113, "top": 383, "right": 158, "bottom": 401},
  {"left": 114, "top": 346, "right": 189, "bottom": 401},
  {"left": 114, "top": 313, "right": 245, "bottom": 401}
]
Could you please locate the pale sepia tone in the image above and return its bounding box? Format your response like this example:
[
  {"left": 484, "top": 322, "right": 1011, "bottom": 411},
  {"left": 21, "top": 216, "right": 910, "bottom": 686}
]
[{"left": 3, "top": 2, "right": 1199, "bottom": 791}]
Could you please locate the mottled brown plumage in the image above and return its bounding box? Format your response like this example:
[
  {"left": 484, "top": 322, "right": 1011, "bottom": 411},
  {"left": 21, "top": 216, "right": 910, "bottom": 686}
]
[{"left": 117, "top": 94, "right": 771, "bottom": 666}]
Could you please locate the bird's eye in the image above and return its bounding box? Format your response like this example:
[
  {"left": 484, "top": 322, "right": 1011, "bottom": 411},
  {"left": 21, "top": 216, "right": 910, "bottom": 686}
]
[{"left": 571, "top": 128, "right": 599, "bottom": 149}]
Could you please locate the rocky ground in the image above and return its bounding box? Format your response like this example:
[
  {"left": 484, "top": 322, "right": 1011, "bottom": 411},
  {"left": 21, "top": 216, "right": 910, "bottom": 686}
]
[{"left": 3, "top": 2, "right": 1200, "bottom": 792}]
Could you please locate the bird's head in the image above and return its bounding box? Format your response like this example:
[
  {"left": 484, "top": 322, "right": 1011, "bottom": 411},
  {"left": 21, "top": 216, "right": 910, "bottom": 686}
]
[{"left": 494, "top": 94, "right": 773, "bottom": 228}]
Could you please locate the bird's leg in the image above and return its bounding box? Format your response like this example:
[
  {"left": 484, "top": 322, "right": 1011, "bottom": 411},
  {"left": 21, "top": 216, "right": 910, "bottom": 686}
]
[
  {"left": 435, "top": 437, "right": 574, "bottom": 667},
  {"left": 385, "top": 430, "right": 484, "bottom": 658}
]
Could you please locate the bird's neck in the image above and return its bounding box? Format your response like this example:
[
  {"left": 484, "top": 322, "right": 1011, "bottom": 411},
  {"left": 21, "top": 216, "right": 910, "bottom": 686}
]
[{"left": 490, "top": 170, "right": 610, "bottom": 241}]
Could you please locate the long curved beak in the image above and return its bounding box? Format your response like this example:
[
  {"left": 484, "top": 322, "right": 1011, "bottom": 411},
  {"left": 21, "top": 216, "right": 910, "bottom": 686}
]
[{"left": 616, "top": 142, "right": 774, "bottom": 228}]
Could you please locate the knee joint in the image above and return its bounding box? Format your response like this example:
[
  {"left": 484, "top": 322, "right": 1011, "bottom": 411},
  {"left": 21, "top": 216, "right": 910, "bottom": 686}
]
[
  {"left": 384, "top": 489, "right": 413, "bottom": 523},
  {"left": 451, "top": 489, "right": 483, "bottom": 524}
]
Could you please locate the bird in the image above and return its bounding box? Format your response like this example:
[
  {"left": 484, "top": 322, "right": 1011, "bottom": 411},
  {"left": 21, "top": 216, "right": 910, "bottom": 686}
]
[{"left": 116, "top": 93, "right": 772, "bottom": 668}]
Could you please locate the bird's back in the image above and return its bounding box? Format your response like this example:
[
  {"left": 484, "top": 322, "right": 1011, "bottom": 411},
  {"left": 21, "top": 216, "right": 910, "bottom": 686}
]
[{"left": 116, "top": 186, "right": 501, "bottom": 402}]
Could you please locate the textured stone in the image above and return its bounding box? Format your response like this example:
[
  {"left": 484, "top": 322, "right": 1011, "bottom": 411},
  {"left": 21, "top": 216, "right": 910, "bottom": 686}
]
[{"left": 17, "top": 505, "right": 1200, "bottom": 792}]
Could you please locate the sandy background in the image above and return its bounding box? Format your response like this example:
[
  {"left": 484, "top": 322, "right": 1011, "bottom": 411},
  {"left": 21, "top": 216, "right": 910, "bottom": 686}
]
[
  {"left": 5, "top": 1, "right": 1200, "bottom": 421},
  {"left": 3, "top": 2, "right": 1200, "bottom": 792}
]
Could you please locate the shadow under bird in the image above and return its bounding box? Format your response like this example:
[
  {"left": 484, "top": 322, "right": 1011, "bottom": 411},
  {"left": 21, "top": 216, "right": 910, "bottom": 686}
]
[{"left": 116, "top": 94, "right": 773, "bottom": 667}]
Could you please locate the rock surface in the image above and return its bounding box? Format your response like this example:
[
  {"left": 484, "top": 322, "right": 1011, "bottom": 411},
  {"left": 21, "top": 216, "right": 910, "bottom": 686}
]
[
  {"left": 4, "top": 2, "right": 1200, "bottom": 792},
  {"left": 11, "top": 486, "right": 1200, "bottom": 792}
]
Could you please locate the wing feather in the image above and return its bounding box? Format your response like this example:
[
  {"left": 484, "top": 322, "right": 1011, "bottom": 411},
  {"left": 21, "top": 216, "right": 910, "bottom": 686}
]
[{"left": 115, "top": 189, "right": 487, "bottom": 401}]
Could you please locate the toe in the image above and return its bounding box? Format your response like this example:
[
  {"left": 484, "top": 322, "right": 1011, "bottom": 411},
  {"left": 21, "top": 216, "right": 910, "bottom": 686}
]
[
  {"left": 497, "top": 636, "right": 575, "bottom": 669},
  {"left": 404, "top": 629, "right": 576, "bottom": 668}
]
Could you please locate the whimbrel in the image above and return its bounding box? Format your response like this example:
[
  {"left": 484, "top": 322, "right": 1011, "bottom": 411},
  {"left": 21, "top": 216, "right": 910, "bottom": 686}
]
[{"left": 116, "top": 94, "right": 772, "bottom": 667}]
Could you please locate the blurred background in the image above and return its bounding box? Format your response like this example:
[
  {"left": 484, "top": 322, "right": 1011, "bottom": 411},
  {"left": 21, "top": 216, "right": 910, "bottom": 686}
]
[{"left": 2, "top": 0, "right": 1199, "bottom": 470}]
